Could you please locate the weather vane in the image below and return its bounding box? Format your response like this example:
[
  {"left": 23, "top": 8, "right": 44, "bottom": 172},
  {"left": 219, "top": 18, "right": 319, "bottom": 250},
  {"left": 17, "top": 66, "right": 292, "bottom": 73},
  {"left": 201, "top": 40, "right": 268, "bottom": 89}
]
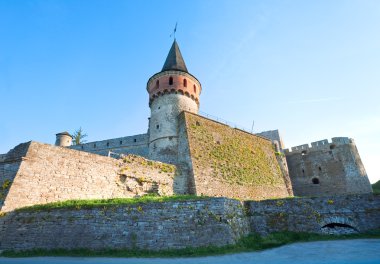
[{"left": 170, "top": 22, "right": 178, "bottom": 39}]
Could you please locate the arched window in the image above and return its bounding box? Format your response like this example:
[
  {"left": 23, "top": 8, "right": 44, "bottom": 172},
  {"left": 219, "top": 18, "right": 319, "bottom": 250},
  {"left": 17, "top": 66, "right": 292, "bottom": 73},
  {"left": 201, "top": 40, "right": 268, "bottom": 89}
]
[
  {"left": 156, "top": 80, "right": 159, "bottom": 89},
  {"left": 183, "top": 79, "right": 187, "bottom": 87},
  {"left": 169, "top": 77, "right": 173, "bottom": 85},
  {"left": 193, "top": 85, "right": 196, "bottom": 93}
]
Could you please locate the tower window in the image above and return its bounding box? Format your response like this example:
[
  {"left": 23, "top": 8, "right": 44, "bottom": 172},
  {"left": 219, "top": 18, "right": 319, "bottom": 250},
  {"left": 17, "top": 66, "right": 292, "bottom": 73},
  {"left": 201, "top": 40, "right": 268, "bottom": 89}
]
[
  {"left": 169, "top": 77, "right": 173, "bottom": 85},
  {"left": 120, "top": 140, "right": 122, "bottom": 145},
  {"left": 183, "top": 79, "right": 187, "bottom": 87},
  {"left": 106, "top": 142, "right": 109, "bottom": 147},
  {"left": 94, "top": 143, "right": 96, "bottom": 148},
  {"left": 194, "top": 85, "right": 196, "bottom": 93},
  {"left": 134, "top": 138, "right": 137, "bottom": 142},
  {"left": 156, "top": 124, "right": 160, "bottom": 129},
  {"left": 156, "top": 80, "right": 159, "bottom": 89}
]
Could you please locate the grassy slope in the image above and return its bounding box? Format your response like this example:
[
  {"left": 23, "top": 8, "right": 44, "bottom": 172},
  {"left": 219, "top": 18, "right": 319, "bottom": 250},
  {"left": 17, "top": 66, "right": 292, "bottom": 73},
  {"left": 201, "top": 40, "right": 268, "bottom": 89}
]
[
  {"left": 372, "top": 180, "right": 380, "bottom": 194},
  {"left": 2, "top": 230, "right": 380, "bottom": 258},
  {"left": 185, "top": 113, "right": 284, "bottom": 185},
  {"left": 13, "top": 195, "right": 209, "bottom": 212}
]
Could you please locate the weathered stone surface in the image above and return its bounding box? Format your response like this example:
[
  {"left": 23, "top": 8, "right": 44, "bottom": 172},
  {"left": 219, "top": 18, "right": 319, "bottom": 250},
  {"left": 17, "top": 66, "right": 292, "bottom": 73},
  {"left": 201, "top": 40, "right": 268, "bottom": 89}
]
[
  {"left": 0, "top": 198, "right": 249, "bottom": 251},
  {"left": 179, "top": 112, "right": 291, "bottom": 200},
  {"left": 284, "top": 138, "right": 372, "bottom": 196},
  {"left": 0, "top": 195, "right": 379, "bottom": 251},
  {"left": 246, "top": 194, "right": 380, "bottom": 235},
  {"left": 0, "top": 142, "right": 175, "bottom": 212}
]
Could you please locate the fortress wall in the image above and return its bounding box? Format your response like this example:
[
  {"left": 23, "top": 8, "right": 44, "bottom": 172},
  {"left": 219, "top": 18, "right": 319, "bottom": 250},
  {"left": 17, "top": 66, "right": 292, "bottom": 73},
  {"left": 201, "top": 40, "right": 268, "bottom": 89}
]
[
  {"left": 70, "top": 133, "right": 149, "bottom": 158},
  {"left": 180, "top": 112, "right": 291, "bottom": 200},
  {"left": 246, "top": 194, "right": 380, "bottom": 235},
  {"left": 1, "top": 142, "right": 175, "bottom": 212},
  {"left": 148, "top": 94, "right": 198, "bottom": 164},
  {"left": 285, "top": 138, "right": 372, "bottom": 196},
  {"left": 1, "top": 195, "right": 379, "bottom": 251},
  {"left": 174, "top": 113, "right": 196, "bottom": 194},
  {"left": 256, "top": 129, "right": 285, "bottom": 149},
  {"left": 0, "top": 198, "right": 249, "bottom": 251},
  {"left": 0, "top": 143, "right": 30, "bottom": 209}
]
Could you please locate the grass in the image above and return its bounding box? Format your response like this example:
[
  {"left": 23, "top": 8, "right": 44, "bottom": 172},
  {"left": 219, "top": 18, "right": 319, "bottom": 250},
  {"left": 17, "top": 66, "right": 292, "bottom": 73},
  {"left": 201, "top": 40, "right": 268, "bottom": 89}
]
[
  {"left": 2, "top": 230, "right": 380, "bottom": 258},
  {"left": 185, "top": 113, "right": 284, "bottom": 186},
  {"left": 15, "top": 195, "right": 211, "bottom": 212},
  {"left": 372, "top": 180, "right": 380, "bottom": 194}
]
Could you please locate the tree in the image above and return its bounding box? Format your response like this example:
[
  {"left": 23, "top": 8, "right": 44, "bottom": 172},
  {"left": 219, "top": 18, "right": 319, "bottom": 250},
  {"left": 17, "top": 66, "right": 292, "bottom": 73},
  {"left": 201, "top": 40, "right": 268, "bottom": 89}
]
[{"left": 72, "top": 127, "right": 88, "bottom": 145}]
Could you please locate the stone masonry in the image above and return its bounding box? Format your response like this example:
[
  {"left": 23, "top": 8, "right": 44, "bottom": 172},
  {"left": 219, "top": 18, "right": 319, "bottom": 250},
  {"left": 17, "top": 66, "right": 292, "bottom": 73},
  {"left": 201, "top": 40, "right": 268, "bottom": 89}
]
[
  {"left": 0, "top": 194, "right": 379, "bottom": 252},
  {"left": 284, "top": 137, "right": 372, "bottom": 196},
  {"left": 0, "top": 141, "right": 175, "bottom": 212},
  {"left": 0, "top": 198, "right": 249, "bottom": 251}
]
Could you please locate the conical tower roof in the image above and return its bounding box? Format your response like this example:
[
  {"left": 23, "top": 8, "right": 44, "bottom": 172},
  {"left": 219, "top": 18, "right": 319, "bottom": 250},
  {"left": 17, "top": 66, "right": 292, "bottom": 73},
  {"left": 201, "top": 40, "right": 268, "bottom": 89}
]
[{"left": 161, "top": 40, "right": 188, "bottom": 72}]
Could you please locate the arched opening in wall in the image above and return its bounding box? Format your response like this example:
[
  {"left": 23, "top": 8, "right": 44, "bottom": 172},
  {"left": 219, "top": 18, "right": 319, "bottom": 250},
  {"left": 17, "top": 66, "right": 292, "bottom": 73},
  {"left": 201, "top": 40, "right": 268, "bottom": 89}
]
[
  {"left": 301, "top": 150, "right": 307, "bottom": 155},
  {"left": 170, "top": 89, "right": 175, "bottom": 93},
  {"left": 134, "top": 139, "right": 137, "bottom": 142},
  {"left": 163, "top": 89, "right": 169, "bottom": 94},
  {"left": 321, "top": 223, "right": 358, "bottom": 235},
  {"left": 193, "top": 85, "right": 196, "bottom": 93},
  {"left": 330, "top": 144, "right": 336, "bottom": 150},
  {"left": 185, "top": 91, "right": 190, "bottom": 97},
  {"left": 319, "top": 166, "right": 322, "bottom": 171},
  {"left": 106, "top": 142, "right": 109, "bottom": 147},
  {"left": 178, "top": 89, "right": 184, "bottom": 95},
  {"left": 302, "top": 169, "right": 305, "bottom": 176},
  {"left": 169, "top": 77, "right": 173, "bottom": 85},
  {"left": 120, "top": 141, "right": 123, "bottom": 145},
  {"left": 183, "top": 78, "right": 187, "bottom": 87},
  {"left": 93, "top": 144, "right": 96, "bottom": 148},
  {"left": 156, "top": 80, "right": 159, "bottom": 89},
  {"left": 312, "top": 178, "right": 320, "bottom": 184},
  {"left": 156, "top": 124, "right": 160, "bottom": 129}
]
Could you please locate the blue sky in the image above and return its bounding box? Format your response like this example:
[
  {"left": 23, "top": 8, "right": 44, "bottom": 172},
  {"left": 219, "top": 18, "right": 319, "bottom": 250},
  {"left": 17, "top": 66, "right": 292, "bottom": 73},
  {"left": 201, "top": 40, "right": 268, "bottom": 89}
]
[{"left": 1, "top": 0, "right": 379, "bottom": 183}]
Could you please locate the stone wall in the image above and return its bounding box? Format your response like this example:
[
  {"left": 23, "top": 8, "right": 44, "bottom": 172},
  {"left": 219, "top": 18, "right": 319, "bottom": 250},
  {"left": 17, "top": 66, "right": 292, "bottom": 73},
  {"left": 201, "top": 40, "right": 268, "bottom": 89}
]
[
  {"left": 0, "top": 143, "right": 29, "bottom": 209},
  {"left": 246, "top": 194, "right": 380, "bottom": 235},
  {"left": 148, "top": 94, "right": 198, "bottom": 164},
  {"left": 70, "top": 133, "right": 149, "bottom": 158},
  {"left": 0, "top": 198, "right": 249, "bottom": 251},
  {"left": 256, "top": 129, "right": 285, "bottom": 150},
  {"left": 285, "top": 138, "right": 372, "bottom": 196},
  {"left": 1, "top": 195, "right": 379, "bottom": 252},
  {"left": 0, "top": 142, "right": 175, "bottom": 212},
  {"left": 180, "top": 112, "right": 291, "bottom": 200}
]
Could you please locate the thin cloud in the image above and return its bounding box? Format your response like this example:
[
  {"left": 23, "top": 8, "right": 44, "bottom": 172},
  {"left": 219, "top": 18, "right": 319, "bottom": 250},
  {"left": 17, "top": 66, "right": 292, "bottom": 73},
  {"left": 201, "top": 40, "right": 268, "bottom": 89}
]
[{"left": 286, "top": 97, "right": 343, "bottom": 104}]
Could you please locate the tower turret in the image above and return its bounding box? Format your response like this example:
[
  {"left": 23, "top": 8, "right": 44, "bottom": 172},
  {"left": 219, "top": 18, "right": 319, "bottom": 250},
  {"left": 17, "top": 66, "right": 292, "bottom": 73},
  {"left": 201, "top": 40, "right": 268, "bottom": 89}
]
[
  {"left": 147, "top": 40, "right": 201, "bottom": 163},
  {"left": 55, "top": 132, "right": 72, "bottom": 147}
]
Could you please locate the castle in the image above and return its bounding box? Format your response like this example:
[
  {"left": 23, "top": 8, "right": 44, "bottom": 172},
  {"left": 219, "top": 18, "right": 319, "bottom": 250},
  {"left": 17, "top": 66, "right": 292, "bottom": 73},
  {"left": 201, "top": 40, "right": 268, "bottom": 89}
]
[
  {"left": 0, "top": 40, "right": 379, "bottom": 253},
  {"left": 0, "top": 40, "right": 373, "bottom": 213}
]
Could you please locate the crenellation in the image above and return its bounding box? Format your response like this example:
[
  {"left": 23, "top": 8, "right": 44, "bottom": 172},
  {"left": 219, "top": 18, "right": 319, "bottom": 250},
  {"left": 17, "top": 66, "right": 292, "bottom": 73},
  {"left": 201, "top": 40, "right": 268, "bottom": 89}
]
[
  {"left": 311, "top": 139, "right": 329, "bottom": 147},
  {"left": 285, "top": 137, "right": 355, "bottom": 155}
]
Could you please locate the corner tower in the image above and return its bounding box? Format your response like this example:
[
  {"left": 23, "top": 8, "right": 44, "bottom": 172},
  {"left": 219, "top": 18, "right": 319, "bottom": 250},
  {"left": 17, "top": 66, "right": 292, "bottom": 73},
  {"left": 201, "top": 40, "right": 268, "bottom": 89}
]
[{"left": 147, "top": 40, "right": 201, "bottom": 164}]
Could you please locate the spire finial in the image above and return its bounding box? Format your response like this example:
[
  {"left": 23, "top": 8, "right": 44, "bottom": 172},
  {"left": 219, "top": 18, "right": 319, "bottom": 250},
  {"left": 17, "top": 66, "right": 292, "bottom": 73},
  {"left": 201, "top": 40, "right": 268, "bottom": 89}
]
[{"left": 170, "top": 22, "right": 177, "bottom": 39}]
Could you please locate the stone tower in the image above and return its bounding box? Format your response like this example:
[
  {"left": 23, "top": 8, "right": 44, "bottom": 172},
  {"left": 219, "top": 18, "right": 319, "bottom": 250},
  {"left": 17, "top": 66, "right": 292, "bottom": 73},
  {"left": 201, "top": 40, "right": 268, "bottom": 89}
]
[
  {"left": 55, "top": 132, "right": 72, "bottom": 147},
  {"left": 147, "top": 40, "right": 201, "bottom": 164}
]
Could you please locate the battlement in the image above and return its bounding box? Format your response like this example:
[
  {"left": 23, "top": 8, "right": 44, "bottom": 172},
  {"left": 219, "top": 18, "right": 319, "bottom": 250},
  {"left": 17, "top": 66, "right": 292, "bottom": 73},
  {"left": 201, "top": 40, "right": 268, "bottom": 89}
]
[{"left": 284, "top": 137, "right": 354, "bottom": 154}]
